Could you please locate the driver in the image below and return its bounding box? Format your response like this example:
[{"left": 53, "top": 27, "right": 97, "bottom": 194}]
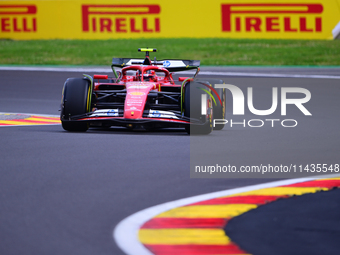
[{"left": 143, "top": 70, "right": 156, "bottom": 81}]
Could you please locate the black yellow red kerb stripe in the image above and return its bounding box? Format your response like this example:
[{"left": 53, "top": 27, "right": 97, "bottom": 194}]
[{"left": 138, "top": 177, "right": 340, "bottom": 255}]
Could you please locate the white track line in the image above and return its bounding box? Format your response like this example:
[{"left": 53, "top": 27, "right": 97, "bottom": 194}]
[
  {"left": 114, "top": 173, "right": 340, "bottom": 255},
  {"left": 1, "top": 66, "right": 340, "bottom": 79},
  {"left": 0, "top": 66, "right": 113, "bottom": 73},
  {"left": 192, "top": 71, "right": 340, "bottom": 80}
]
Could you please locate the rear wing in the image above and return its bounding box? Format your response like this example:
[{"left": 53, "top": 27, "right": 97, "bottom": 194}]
[{"left": 111, "top": 58, "right": 200, "bottom": 72}]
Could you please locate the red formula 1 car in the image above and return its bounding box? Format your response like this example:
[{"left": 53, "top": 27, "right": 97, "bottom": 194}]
[{"left": 60, "top": 48, "right": 226, "bottom": 134}]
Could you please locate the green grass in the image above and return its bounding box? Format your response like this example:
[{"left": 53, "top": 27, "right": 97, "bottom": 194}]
[{"left": 1, "top": 38, "right": 340, "bottom": 66}]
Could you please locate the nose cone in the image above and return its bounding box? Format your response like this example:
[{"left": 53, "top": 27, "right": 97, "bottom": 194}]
[{"left": 124, "top": 110, "right": 143, "bottom": 119}]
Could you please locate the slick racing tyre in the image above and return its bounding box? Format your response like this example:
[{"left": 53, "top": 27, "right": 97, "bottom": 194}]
[
  {"left": 195, "top": 78, "right": 226, "bottom": 130},
  {"left": 61, "top": 78, "right": 91, "bottom": 132},
  {"left": 211, "top": 79, "right": 226, "bottom": 130},
  {"left": 183, "top": 81, "right": 213, "bottom": 135}
]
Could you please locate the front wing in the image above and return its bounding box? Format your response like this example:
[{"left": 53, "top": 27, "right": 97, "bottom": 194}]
[{"left": 60, "top": 109, "right": 206, "bottom": 129}]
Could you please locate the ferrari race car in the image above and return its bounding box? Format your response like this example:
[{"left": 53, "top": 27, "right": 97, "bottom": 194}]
[{"left": 60, "top": 48, "right": 226, "bottom": 134}]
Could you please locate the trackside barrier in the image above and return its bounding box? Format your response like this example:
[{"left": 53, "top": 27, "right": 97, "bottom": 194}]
[{"left": 1, "top": 0, "right": 340, "bottom": 40}]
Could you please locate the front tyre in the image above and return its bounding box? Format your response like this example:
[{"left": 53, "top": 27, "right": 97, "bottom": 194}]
[
  {"left": 60, "top": 78, "right": 91, "bottom": 132},
  {"left": 183, "top": 81, "right": 213, "bottom": 135},
  {"left": 212, "top": 79, "right": 226, "bottom": 130}
]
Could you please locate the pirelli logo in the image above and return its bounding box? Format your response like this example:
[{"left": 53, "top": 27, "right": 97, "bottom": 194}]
[
  {"left": 0, "top": 5, "right": 37, "bottom": 33},
  {"left": 82, "top": 5, "right": 161, "bottom": 33},
  {"left": 222, "top": 4, "right": 323, "bottom": 33}
]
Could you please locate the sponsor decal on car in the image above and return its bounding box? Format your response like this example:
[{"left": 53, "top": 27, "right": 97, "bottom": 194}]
[
  {"left": 127, "top": 85, "right": 149, "bottom": 89},
  {"left": 129, "top": 92, "right": 145, "bottom": 96},
  {"left": 162, "top": 61, "right": 171, "bottom": 67},
  {"left": 107, "top": 109, "right": 118, "bottom": 116},
  {"left": 90, "top": 109, "right": 119, "bottom": 117},
  {"left": 148, "top": 110, "right": 179, "bottom": 119}
]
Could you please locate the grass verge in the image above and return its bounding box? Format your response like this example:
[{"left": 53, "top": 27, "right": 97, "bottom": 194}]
[{"left": 0, "top": 38, "right": 340, "bottom": 66}]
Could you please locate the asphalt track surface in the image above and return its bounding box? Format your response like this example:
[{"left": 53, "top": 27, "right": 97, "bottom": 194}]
[{"left": 0, "top": 67, "right": 339, "bottom": 255}]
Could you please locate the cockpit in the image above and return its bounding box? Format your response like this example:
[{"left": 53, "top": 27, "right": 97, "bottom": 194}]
[{"left": 121, "top": 66, "right": 173, "bottom": 84}]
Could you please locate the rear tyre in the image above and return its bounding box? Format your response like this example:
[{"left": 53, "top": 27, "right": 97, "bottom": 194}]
[
  {"left": 60, "top": 78, "right": 91, "bottom": 132},
  {"left": 183, "top": 81, "right": 213, "bottom": 135}
]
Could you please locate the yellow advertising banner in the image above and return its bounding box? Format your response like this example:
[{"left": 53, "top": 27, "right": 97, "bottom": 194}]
[{"left": 0, "top": 0, "right": 340, "bottom": 40}]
